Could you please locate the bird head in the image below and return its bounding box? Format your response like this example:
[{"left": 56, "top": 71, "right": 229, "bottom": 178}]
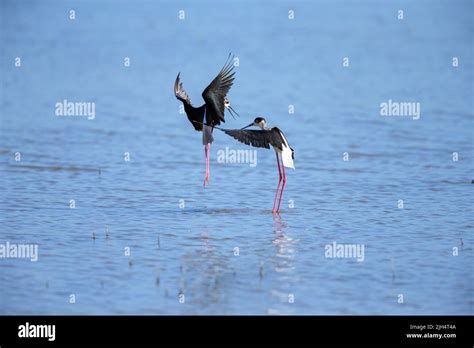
[
  {"left": 224, "top": 98, "right": 239, "bottom": 119},
  {"left": 241, "top": 117, "right": 267, "bottom": 130}
]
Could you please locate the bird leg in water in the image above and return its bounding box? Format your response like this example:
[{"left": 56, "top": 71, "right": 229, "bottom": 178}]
[
  {"left": 277, "top": 158, "right": 287, "bottom": 212},
  {"left": 272, "top": 153, "right": 283, "bottom": 214},
  {"left": 203, "top": 143, "right": 210, "bottom": 186}
]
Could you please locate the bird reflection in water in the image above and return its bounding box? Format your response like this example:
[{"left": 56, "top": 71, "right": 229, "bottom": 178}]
[
  {"left": 268, "top": 215, "right": 299, "bottom": 314},
  {"left": 272, "top": 215, "right": 297, "bottom": 274}
]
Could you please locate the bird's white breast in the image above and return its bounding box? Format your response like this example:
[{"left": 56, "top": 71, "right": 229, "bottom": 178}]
[{"left": 278, "top": 132, "right": 295, "bottom": 169}]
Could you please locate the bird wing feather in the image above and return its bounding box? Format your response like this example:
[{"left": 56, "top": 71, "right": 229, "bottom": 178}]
[
  {"left": 222, "top": 129, "right": 282, "bottom": 150},
  {"left": 202, "top": 55, "right": 236, "bottom": 125},
  {"left": 174, "top": 73, "right": 192, "bottom": 105}
]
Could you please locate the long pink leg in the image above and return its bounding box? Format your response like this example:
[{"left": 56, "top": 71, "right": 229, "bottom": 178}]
[
  {"left": 277, "top": 159, "right": 287, "bottom": 212},
  {"left": 203, "top": 144, "right": 209, "bottom": 186},
  {"left": 272, "top": 153, "right": 282, "bottom": 214},
  {"left": 207, "top": 144, "right": 211, "bottom": 184}
]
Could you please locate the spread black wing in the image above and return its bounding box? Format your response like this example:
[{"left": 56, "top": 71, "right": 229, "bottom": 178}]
[
  {"left": 174, "top": 73, "right": 204, "bottom": 131},
  {"left": 174, "top": 73, "right": 192, "bottom": 105},
  {"left": 202, "top": 55, "right": 236, "bottom": 126},
  {"left": 222, "top": 128, "right": 284, "bottom": 151}
]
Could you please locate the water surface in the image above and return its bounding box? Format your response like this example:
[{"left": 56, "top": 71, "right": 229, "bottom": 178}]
[{"left": 0, "top": 0, "right": 472, "bottom": 314}]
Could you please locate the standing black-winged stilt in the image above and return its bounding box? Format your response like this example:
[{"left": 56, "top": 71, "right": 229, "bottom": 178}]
[
  {"left": 220, "top": 117, "right": 295, "bottom": 213},
  {"left": 174, "top": 54, "right": 239, "bottom": 186}
]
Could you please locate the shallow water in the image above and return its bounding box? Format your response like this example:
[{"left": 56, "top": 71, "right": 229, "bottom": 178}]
[{"left": 0, "top": 0, "right": 472, "bottom": 314}]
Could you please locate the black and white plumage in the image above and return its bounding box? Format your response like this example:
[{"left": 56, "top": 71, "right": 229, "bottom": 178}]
[
  {"left": 174, "top": 54, "right": 238, "bottom": 135},
  {"left": 222, "top": 117, "right": 295, "bottom": 169},
  {"left": 174, "top": 54, "right": 239, "bottom": 186},
  {"left": 220, "top": 117, "right": 294, "bottom": 213}
]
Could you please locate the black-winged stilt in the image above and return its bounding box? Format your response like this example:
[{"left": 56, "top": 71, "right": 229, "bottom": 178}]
[
  {"left": 221, "top": 117, "right": 294, "bottom": 213},
  {"left": 174, "top": 54, "right": 238, "bottom": 186}
]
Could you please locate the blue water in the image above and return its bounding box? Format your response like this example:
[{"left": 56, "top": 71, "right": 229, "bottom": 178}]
[{"left": 0, "top": 0, "right": 472, "bottom": 314}]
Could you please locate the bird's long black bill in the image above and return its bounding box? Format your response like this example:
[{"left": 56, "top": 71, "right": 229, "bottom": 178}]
[
  {"left": 241, "top": 123, "right": 253, "bottom": 130},
  {"left": 227, "top": 105, "right": 239, "bottom": 119}
]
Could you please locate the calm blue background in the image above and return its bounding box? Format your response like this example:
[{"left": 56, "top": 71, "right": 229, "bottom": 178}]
[{"left": 0, "top": 0, "right": 472, "bottom": 314}]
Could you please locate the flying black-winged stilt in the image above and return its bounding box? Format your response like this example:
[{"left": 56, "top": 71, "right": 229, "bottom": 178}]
[
  {"left": 220, "top": 117, "right": 295, "bottom": 213},
  {"left": 174, "top": 54, "right": 239, "bottom": 186}
]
